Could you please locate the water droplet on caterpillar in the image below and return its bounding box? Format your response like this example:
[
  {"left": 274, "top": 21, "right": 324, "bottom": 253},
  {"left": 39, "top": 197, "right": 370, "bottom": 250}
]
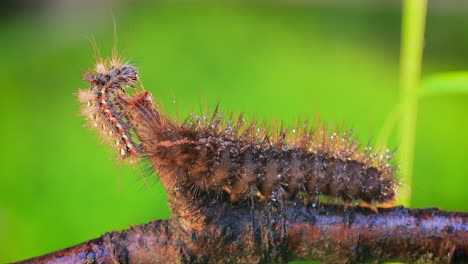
[{"left": 230, "top": 147, "right": 239, "bottom": 156}]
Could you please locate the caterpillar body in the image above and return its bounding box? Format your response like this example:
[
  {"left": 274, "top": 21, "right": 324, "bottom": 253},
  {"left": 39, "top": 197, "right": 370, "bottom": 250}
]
[{"left": 79, "top": 58, "right": 398, "bottom": 206}]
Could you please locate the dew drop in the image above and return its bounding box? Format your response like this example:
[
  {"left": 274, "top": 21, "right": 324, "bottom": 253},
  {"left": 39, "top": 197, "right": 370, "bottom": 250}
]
[{"left": 230, "top": 147, "right": 239, "bottom": 156}]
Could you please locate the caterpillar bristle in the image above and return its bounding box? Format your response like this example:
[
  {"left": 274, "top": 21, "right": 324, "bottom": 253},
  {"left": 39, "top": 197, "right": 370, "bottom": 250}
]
[{"left": 78, "top": 56, "right": 398, "bottom": 207}]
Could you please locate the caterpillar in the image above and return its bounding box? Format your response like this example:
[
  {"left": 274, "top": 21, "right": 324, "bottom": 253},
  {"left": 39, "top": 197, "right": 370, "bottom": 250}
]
[
  {"left": 78, "top": 58, "right": 141, "bottom": 160},
  {"left": 78, "top": 56, "right": 398, "bottom": 207}
]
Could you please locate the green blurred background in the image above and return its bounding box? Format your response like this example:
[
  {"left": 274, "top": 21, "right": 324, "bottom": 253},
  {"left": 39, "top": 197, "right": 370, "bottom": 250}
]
[{"left": 0, "top": 1, "right": 467, "bottom": 263}]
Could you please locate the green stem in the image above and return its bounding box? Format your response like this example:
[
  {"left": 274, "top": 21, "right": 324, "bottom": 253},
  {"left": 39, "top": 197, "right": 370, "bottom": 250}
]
[{"left": 398, "top": 0, "right": 428, "bottom": 206}]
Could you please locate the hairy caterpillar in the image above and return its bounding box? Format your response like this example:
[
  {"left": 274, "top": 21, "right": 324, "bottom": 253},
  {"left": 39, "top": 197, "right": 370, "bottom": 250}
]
[
  {"left": 78, "top": 57, "right": 141, "bottom": 160},
  {"left": 78, "top": 57, "right": 398, "bottom": 206}
]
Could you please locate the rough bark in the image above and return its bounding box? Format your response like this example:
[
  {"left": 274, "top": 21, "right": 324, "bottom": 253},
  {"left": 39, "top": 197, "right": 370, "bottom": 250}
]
[{"left": 11, "top": 196, "right": 468, "bottom": 264}]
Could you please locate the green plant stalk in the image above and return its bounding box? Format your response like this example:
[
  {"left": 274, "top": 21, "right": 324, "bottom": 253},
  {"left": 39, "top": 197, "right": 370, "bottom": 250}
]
[{"left": 399, "top": 0, "right": 428, "bottom": 206}]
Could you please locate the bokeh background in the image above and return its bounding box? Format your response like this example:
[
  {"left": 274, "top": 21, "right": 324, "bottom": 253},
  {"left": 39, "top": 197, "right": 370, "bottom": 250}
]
[{"left": 1, "top": 1, "right": 467, "bottom": 263}]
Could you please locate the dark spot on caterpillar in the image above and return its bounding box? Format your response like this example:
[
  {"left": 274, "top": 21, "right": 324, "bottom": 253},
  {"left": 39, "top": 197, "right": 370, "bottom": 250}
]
[
  {"left": 119, "top": 66, "right": 139, "bottom": 83},
  {"left": 79, "top": 57, "right": 398, "bottom": 207},
  {"left": 445, "top": 225, "right": 454, "bottom": 234}
]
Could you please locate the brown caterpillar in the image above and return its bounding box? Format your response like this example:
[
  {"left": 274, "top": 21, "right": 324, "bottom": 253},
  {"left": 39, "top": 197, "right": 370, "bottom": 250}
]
[{"left": 79, "top": 57, "right": 398, "bottom": 206}]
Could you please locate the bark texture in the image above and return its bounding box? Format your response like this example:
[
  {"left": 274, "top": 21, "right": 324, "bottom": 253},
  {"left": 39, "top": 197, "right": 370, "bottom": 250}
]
[{"left": 11, "top": 195, "right": 468, "bottom": 264}]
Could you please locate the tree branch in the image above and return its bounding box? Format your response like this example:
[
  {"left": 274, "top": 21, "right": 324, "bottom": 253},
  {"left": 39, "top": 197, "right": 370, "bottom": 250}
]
[{"left": 12, "top": 198, "right": 468, "bottom": 264}]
